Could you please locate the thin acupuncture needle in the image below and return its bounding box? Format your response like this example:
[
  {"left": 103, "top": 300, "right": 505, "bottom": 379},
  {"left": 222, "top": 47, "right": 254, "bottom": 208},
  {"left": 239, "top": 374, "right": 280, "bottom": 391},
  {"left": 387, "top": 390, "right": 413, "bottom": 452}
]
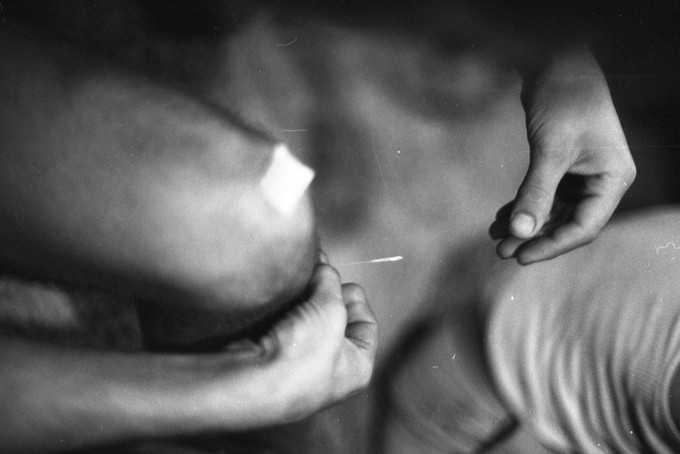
[{"left": 337, "top": 256, "right": 404, "bottom": 266}]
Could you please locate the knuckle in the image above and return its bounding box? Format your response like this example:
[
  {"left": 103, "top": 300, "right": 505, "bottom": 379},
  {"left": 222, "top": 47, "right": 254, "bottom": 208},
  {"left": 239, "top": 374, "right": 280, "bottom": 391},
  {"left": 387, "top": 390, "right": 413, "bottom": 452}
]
[
  {"left": 349, "top": 335, "right": 376, "bottom": 352},
  {"left": 519, "top": 183, "right": 553, "bottom": 207},
  {"left": 530, "top": 144, "right": 554, "bottom": 159}
]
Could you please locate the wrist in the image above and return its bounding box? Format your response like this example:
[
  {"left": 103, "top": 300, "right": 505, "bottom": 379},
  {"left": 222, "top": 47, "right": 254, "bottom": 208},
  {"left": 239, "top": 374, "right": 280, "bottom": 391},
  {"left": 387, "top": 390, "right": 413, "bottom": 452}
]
[
  {"left": 522, "top": 45, "right": 607, "bottom": 93},
  {"left": 194, "top": 343, "right": 304, "bottom": 430},
  {"left": 521, "top": 46, "right": 614, "bottom": 123}
]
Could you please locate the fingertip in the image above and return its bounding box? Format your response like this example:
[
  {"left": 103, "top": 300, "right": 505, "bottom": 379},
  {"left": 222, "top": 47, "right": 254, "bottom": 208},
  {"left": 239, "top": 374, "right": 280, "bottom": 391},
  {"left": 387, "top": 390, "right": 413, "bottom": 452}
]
[
  {"left": 343, "top": 284, "right": 376, "bottom": 324},
  {"left": 315, "top": 260, "right": 338, "bottom": 275},
  {"left": 514, "top": 223, "right": 596, "bottom": 265},
  {"left": 510, "top": 212, "right": 537, "bottom": 238},
  {"left": 311, "top": 262, "right": 342, "bottom": 292},
  {"left": 496, "top": 236, "right": 523, "bottom": 259},
  {"left": 496, "top": 242, "right": 513, "bottom": 260},
  {"left": 341, "top": 282, "right": 367, "bottom": 304}
]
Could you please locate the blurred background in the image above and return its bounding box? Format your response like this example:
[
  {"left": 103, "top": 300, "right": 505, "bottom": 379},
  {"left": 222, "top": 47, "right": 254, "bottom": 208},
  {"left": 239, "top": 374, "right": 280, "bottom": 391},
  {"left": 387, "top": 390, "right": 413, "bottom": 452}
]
[{"left": 5, "top": 0, "right": 680, "bottom": 452}]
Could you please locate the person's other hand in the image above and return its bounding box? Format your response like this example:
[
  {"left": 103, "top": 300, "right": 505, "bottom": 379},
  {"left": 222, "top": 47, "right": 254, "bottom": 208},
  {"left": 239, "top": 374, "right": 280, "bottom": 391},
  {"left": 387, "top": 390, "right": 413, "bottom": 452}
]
[
  {"left": 226, "top": 252, "right": 378, "bottom": 423},
  {"left": 490, "top": 49, "right": 636, "bottom": 264}
]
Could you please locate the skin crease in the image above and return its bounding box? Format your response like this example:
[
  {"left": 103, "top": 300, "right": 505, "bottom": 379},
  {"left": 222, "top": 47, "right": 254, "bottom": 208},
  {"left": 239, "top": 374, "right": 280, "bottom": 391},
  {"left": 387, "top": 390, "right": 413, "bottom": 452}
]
[
  {"left": 485, "top": 207, "right": 680, "bottom": 452},
  {"left": 381, "top": 208, "right": 680, "bottom": 454}
]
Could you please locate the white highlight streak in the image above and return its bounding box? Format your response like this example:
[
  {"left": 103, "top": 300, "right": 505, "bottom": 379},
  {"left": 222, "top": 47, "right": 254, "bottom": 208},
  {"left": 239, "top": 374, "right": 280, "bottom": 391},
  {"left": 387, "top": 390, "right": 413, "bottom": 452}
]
[
  {"left": 276, "top": 37, "right": 298, "bottom": 47},
  {"left": 337, "top": 256, "right": 403, "bottom": 267}
]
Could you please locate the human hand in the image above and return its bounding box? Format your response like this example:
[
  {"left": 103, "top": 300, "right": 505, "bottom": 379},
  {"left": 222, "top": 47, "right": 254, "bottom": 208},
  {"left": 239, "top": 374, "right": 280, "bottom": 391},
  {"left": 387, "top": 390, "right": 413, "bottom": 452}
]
[
  {"left": 490, "top": 49, "right": 636, "bottom": 264},
  {"left": 223, "top": 252, "right": 378, "bottom": 424}
]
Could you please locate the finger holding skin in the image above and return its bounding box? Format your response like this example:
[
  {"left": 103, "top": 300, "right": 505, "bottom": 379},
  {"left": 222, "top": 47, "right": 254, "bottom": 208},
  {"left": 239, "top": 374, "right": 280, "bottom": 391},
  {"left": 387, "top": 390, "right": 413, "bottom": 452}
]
[
  {"left": 306, "top": 264, "right": 347, "bottom": 332},
  {"left": 496, "top": 235, "right": 526, "bottom": 260},
  {"left": 497, "top": 187, "right": 609, "bottom": 263},
  {"left": 258, "top": 264, "right": 378, "bottom": 421},
  {"left": 495, "top": 199, "right": 563, "bottom": 259},
  {"left": 342, "top": 283, "right": 378, "bottom": 353},
  {"left": 337, "top": 283, "right": 378, "bottom": 396},
  {"left": 510, "top": 157, "right": 634, "bottom": 263},
  {"left": 513, "top": 189, "right": 615, "bottom": 264},
  {"left": 264, "top": 265, "right": 344, "bottom": 367},
  {"left": 495, "top": 185, "right": 571, "bottom": 259}
]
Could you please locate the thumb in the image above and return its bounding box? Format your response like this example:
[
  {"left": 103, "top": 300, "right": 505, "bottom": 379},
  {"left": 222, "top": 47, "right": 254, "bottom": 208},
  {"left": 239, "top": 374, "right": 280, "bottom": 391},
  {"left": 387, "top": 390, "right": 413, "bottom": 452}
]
[{"left": 510, "top": 153, "right": 566, "bottom": 238}]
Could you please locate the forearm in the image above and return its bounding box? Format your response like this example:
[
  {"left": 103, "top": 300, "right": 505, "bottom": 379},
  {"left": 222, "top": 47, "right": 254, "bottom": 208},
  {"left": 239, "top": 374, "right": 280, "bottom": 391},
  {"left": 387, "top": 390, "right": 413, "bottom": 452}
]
[
  {"left": 0, "top": 19, "right": 315, "bottom": 309},
  {"left": 0, "top": 260, "right": 378, "bottom": 453},
  {"left": 518, "top": 44, "right": 620, "bottom": 146},
  {"left": 0, "top": 336, "right": 285, "bottom": 453}
]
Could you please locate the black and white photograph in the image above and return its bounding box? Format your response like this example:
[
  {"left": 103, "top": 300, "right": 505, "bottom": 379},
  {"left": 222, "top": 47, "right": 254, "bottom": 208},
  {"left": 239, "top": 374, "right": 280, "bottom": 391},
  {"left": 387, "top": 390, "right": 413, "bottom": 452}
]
[{"left": 1, "top": 1, "right": 679, "bottom": 452}]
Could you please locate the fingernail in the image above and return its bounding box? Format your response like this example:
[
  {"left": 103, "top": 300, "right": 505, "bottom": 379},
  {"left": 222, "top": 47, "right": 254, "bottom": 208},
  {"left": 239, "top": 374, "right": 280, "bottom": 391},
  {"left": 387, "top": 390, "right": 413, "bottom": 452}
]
[{"left": 511, "top": 212, "right": 536, "bottom": 237}]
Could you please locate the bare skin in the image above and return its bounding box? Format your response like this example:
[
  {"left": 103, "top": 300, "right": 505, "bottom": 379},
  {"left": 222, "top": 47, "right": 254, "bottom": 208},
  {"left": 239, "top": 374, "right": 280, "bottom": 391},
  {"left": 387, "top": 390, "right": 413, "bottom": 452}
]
[
  {"left": 0, "top": 17, "right": 377, "bottom": 453},
  {"left": 0, "top": 261, "right": 377, "bottom": 453},
  {"left": 486, "top": 207, "right": 680, "bottom": 451},
  {"left": 381, "top": 207, "right": 680, "bottom": 453},
  {"left": 0, "top": 4, "right": 636, "bottom": 452},
  {"left": 0, "top": 18, "right": 315, "bottom": 310}
]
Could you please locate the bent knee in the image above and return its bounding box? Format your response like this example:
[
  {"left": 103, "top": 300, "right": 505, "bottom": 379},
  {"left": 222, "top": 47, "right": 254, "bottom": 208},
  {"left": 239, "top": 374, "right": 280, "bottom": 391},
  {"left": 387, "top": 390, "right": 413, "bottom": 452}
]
[
  {"left": 204, "top": 189, "right": 318, "bottom": 311},
  {"left": 136, "top": 146, "right": 318, "bottom": 349},
  {"left": 142, "top": 144, "right": 318, "bottom": 312}
]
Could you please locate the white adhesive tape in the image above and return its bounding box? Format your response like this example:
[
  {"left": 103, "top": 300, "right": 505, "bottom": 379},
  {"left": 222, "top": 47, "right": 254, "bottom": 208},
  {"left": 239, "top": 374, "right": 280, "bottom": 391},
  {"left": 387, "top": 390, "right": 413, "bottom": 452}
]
[{"left": 259, "top": 144, "right": 315, "bottom": 214}]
